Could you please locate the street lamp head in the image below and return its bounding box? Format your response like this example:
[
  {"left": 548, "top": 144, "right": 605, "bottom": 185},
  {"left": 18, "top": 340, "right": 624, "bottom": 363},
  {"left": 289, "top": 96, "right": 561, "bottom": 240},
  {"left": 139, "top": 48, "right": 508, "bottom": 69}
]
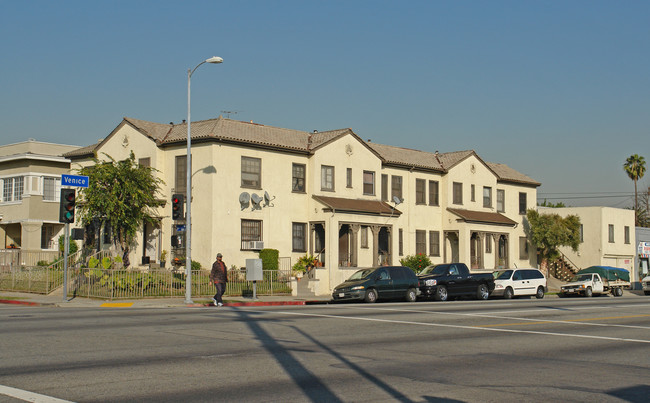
[{"left": 206, "top": 56, "right": 224, "bottom": 64}]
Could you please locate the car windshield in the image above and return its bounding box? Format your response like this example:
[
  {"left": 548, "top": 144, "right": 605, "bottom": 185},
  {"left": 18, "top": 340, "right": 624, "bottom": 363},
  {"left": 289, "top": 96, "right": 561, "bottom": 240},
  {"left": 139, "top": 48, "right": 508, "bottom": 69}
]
[
  {"left": 347, "top": 269, "right": 375, "bottom": 281},
  {"left": 571, "top": 274, "right": 593, "bottom": 282},
  {"left": 496, "top": 270, "right": 513, "bottom": 280},
  {"left": 419, "top": 265, "right": 449, "bottom": 275}
]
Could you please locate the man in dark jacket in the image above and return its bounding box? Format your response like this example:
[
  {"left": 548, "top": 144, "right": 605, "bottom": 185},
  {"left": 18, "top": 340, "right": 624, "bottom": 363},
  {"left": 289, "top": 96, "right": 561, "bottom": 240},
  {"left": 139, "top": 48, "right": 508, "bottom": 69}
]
[{"left": 210, "top": 253, "right": 228, "bottom": 306}]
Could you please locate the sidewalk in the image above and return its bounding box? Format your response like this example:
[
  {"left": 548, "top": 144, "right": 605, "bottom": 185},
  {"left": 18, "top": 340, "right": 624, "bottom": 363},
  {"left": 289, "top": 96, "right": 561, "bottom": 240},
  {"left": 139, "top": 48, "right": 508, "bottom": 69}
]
[{"left": 0, "top": 290, "right": 333, "bottom": 308}]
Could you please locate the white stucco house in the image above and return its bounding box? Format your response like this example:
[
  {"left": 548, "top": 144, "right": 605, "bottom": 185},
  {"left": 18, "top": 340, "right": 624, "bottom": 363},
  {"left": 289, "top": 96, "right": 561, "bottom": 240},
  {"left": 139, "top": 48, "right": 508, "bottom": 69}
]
[
  {"left": 539, "top": 206, "right": 637, "bottom": 284},
  {"left": 63, "top": 116, "right": 541, "bottom": 295}
]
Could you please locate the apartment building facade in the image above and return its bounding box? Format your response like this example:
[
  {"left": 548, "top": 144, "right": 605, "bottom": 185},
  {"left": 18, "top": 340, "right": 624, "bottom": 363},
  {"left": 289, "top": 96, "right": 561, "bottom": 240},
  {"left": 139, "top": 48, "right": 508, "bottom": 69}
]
[{"left": 65, "top": 116, "right": 541, "bottom": 295}]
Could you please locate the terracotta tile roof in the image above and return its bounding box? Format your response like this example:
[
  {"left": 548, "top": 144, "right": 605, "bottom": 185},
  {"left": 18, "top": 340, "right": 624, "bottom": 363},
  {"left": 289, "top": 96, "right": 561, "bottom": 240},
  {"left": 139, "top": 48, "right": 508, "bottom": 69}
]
[
  {"left": 365, "top": 143, "right": 446, "bottom": 172},
  {"left": 447, "top": 208, "right": 517, "bottom": 226},
  {"left": 313, "top": 195, "right": 402, "bottom": 216},
  {"left": 486, "top": 162, "right": 541, "bottom": 186}
]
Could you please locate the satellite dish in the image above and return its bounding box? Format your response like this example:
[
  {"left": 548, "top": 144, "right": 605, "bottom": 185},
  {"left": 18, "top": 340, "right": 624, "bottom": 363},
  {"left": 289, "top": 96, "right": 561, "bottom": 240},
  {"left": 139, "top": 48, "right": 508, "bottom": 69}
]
[
  {"left": 239, "top": 192, "right": 250, "bottom": 210},
  {"left": 251, "top": 193, "right": 262, "bottom": 209},
  {"left": 264, "top": 191, "right": 270, "bottom": 203},
  {"left": 392, "top": 196, "right": 402, "bottom": 205}
]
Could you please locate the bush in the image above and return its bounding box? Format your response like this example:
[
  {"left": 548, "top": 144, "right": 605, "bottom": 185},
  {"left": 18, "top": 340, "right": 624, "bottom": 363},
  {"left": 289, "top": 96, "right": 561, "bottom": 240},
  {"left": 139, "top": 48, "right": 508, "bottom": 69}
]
[
  {"left": 400, "top": 254, "right": 432, "bottom": 274},
  {"left": 191, "top": 260, "right": 202, "bottom": 271},
  {"left": 58, "top": 235, "right": 78, "bottom": 255},
  {"left": 259, "top": 248, "right": 279, "bottom": 271},
  {"left": 36, "top": 260, "right": 50, "bottom": 267},
  {"left": 293, "top": 254, "right": 316, "bottom": 273}
]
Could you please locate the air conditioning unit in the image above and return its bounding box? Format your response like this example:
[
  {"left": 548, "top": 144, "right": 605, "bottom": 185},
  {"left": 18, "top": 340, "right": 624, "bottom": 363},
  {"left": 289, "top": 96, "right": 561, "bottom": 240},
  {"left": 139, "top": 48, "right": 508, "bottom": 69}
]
[{"left": 241, "top": 241, "right": 264, "bottom": 250}]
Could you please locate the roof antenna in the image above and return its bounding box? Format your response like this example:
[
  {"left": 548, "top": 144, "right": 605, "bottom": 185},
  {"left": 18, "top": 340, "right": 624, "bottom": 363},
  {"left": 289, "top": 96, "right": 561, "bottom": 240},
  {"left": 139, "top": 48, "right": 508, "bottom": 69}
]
[{"left": 221, "top": 110, "right": 239, "bottom": 119}]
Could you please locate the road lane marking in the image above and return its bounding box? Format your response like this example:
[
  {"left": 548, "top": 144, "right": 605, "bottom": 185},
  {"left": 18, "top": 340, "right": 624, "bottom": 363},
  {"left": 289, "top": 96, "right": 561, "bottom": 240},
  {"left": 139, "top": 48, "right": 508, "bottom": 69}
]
[
  {"left": 0, "top": 384, "right": 74, "bottom": 402},
  {"left": 477, "top": 314, "right": 650, "bottom": 328},
  {"left": 100, "top": 302, "right": 133, "bottom": 308},
  {"left": 341, "top": 306, "right": 650, "bottom": 330},
  {"left": 255, "top": 310, "right": 650, "bottom": 344}
]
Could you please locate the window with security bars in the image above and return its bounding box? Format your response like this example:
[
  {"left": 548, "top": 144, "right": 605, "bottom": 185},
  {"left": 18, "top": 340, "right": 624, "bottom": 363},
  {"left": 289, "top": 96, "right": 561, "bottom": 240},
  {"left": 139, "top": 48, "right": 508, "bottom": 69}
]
[
  {"left": 415, "top": 179, "right": 426, "bottom": 204},
  {"left": 292, "top": 222, "right": 306, "bottom": 252},
  {"left": 2, "top": 177, "right": 24, "bottom": 202},
  {"left": 363, "top": 171, "right": 374, "bottom": 195},
  {"left": 242, "top": 219, "right": 262, "bottom": 242},
  {"left": 429, "top": 231, "right": 440, "bottom": 256},
  {"left": 391, "top": 175, "right": 402, "bottom": 201},
  {"left": 43, "top": 177, "right": 59, "bottom": 201},
  {"left": 321, "top": 165, "right": 334, "bottom": 191},
  {"left": 429, "top": 180, "right": 439, "bottom": 206},
  {"left": 242, "top": 157, "right": 261, "bottom": 188},
  {"left": 416, "top": 230, "right": 426, "bottom": 255},
  {"left": 292, "top": 163, "right": 305, "bottom": 193},
  {"left": 453, "top": 182, "right": 463, "bottom": 205}
]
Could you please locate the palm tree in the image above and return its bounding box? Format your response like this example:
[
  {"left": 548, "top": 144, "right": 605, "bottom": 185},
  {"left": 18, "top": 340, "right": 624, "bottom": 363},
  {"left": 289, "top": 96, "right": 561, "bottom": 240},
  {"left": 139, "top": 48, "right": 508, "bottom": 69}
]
[{"left": 624, "top": 154, "right": 646, "bottom": 223}]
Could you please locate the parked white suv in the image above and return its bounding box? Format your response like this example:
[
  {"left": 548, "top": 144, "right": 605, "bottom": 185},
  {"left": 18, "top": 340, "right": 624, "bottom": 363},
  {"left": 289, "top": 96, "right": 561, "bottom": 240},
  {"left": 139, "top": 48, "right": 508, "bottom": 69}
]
[{"left": 492, "top": 268, "right": 547, "bottom": 299}]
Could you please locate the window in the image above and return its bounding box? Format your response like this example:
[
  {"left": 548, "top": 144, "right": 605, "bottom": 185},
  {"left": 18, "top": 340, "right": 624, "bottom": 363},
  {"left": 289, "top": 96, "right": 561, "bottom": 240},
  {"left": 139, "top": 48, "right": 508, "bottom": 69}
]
[
  {"left": 453, "top": 182, "right": 463, "bottom": 205},
  {"left": 363, "top": 171, "right": 375, "bottom": 195},
  {"left": 242, "top": 219, "right": 262, "bottom": 249},
  {"left": 483, "top": 186, "right": 492, "bottom": 208},
  {"left": 138, "top": 157, "right": 151, "bottom": 167},
  {"left": 292, "top": 223, "right": 306, "bottom": 252},
  {"left": 519, "top": 237, "right": 529, "bottom": 259},
  {"left": 485, "top": 235, "right": 492, "bottom": 253},
  {"left": 391, "top": 175, "right": 402, "bottom": 201},
  {"left": 321, "top": 165, "right": 334, "bottom": 191},
  {"left": 361, "top": 226, "right": 368, "bottom": 248},
  {"left": 40, "top": 224, "right": 55, "bottom": 249},
  {"left": 241, "top": 157, "right": 261, "bottom": 188},
  {"left": 399, "top": 228, "right": 403, "bottom": 256},
  {"left": 43, "top": 177, "right": 59, "bottom": 201},
  {"left": 347, "top": 168, "right": 353, "bottom": 188},
  {"left": 416, "top": 230, "right": 426, "bottom": 255},
  {"left": 429, "top": 231, "right": 440, "bottom": 256},
  {"left": 381, "top": 174, "right": 388, "bottom": 201},
  {"left": 496, "top": 189, "right": 505, "bottom": 213},
  {"left": 519, "top": 192, "right": 527, "bottom": 215},
  {"left": 175, "top": 155, "right": 187, "bottom": 193},
  {"left": 292, "top": 163, "right": 305, "bottom": 192},
  {"left": 471, "top": 184, "right": 475, "bottom": 202},
  {"left": 625, "top": 226, "right": 630, "bottom": 244},
  {"left": 429, "top": 180, "right": 439, "bottom": 206},
  {"left": 414, "top": 179, "right": 426, "bottom": 204},
  {"left": 2, "top": 176, "right": 24, "bottom": 202},
  {"left": 579, "top": 224, "right": 584, "bottom": 243},
  {"left": 608, "top": 224, "right": 614, "bottom": 243}
]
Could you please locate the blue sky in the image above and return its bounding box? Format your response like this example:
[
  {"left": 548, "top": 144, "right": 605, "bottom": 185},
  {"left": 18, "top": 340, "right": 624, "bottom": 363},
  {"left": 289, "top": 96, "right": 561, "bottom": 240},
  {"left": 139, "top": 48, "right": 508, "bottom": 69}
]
[{"left": 1, "top": 0, "right": 648, "bottom": 207}]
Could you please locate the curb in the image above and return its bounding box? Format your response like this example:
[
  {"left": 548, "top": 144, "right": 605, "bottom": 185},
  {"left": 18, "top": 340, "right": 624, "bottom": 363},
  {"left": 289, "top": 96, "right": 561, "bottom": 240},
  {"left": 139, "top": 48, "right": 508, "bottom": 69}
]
[{"left": 0, "top": 299, "right": 43, "bottom": 307}]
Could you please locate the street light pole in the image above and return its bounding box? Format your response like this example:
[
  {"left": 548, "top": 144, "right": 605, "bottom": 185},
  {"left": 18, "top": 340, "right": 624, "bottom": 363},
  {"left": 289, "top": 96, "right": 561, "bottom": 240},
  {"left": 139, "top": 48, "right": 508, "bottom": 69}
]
[{"left": 185, "top": 56, "right": 223, "bottom": 304}]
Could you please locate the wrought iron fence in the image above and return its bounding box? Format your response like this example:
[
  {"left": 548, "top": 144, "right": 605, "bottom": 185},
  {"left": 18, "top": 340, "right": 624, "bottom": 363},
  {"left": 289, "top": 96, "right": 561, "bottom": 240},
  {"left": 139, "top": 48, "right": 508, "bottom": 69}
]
[
  {"left": 0, "top": 250, "right": 83, "bottom": 294},
  {"left": 65, "top": 268, "right": 292, "bottom": 300}
]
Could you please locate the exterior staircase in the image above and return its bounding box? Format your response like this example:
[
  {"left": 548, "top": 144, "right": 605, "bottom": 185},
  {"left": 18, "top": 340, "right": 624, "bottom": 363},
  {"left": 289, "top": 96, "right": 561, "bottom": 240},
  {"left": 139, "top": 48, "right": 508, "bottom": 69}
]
[
  {"left": 295, "top": 276, "right": 317, "bottom": 298},
  {"left": 548, "top": 254, "right": 580, "bottom": 281}
]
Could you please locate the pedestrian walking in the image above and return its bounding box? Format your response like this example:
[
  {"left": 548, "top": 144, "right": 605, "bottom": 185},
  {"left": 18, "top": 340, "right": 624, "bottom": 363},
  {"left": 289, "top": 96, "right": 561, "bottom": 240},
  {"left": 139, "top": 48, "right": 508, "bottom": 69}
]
[{"left": 210, "top": 253, "right": 228, "bottom": 306}]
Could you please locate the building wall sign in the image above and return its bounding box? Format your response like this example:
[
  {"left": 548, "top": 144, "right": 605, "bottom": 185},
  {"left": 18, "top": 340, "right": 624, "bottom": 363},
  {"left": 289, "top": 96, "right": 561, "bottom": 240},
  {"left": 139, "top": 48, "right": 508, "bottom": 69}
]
[{"left": 638, "top": 242, "right": 650, "bottom": 258}]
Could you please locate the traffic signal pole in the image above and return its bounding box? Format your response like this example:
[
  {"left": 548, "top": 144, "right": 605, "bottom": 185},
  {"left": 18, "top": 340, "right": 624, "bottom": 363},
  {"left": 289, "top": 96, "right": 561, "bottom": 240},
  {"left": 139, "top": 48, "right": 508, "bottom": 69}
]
[{"left": 63, "top": 222, "right": 69, "bottom": 302}]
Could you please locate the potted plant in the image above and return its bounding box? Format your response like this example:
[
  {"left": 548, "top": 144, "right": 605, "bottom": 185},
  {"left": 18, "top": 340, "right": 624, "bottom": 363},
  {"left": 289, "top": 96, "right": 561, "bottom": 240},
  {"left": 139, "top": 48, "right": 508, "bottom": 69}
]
[
  {"left": 160, "top": 250, "right": 168, "bottom": 268},
  {"left": 293, "top": 254, "right": 316, "bottom": 278}
]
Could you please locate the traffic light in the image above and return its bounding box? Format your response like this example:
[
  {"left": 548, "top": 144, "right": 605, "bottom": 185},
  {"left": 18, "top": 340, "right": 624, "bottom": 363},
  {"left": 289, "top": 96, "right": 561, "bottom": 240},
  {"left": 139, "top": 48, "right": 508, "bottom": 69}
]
[
  {"left": 172, "top": 194, "right": 184, "bottom": 220},
  {"left": 59, "top": 189, "right": 76, "bottom": 223}
]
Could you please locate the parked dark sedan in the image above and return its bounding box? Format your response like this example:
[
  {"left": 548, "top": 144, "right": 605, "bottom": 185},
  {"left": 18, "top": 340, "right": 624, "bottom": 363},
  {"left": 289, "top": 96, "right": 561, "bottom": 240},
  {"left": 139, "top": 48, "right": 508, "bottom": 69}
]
[{"left": 332, "top": 266, "right": 420, "bottom": 303}]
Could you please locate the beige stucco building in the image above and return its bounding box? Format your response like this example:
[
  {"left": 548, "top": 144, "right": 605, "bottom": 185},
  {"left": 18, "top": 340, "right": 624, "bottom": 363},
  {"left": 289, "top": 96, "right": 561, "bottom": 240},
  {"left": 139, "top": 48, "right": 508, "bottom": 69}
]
[
  {"left": 539, "top": 206, "right": 637, "bottom": 283},
  {"left": 0, "top": 140, "right": 80, "bottom": 255},
  {"left": 64, "top": 116, "right": 541, "bottom": 295}
]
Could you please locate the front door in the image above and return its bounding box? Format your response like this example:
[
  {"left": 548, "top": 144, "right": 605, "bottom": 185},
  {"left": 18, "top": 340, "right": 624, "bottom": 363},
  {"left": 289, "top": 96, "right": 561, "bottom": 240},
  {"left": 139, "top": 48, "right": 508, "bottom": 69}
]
[{"left": 338, "top": 224, "right": 350, "bottom": 267}]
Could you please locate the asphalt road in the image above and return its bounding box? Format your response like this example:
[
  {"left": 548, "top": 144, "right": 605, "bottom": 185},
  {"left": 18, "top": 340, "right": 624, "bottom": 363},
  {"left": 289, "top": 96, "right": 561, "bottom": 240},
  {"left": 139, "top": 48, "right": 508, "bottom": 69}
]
[{"left": 1, "top": 296, "right": 650, "bottom": 403}]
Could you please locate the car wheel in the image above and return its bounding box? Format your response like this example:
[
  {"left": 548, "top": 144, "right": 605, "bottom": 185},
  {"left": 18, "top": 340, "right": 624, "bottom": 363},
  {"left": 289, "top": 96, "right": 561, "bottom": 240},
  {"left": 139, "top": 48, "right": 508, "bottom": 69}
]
[
  {"left": 644, "top": 291, "right": 650, "bottom": 296},
  {"left": 364, "top": 288, "right": 378, "bottom": 303},
  {"left": 405, "top": 288, "right": 417, "bottom": 302},
  {"left": 433, "top": 286, "right": 448, "bottom": 301},
  {"left": 503, "top": 287, "right": 514, "bottom": 300},
  {"left": 476, "top": 284, "right": 489, "bottom": 300},
  {"left": 535, "top": 286, "right": 545, "bottom": 299},
  {"left": 585, "top": 287, "right": 593, "bottom": 297},
  {"left": 614, "top": 287, "right": 623, "bottom": 297}
]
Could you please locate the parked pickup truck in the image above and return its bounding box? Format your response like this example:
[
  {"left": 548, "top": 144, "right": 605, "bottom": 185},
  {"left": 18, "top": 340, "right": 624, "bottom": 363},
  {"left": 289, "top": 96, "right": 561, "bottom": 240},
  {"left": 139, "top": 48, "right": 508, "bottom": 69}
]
[
  {"left": 560, "top": 266, "right": 630, "bottom": 297},
  {"left": 418, "top": 263, "right": 495, "bottom": 301}
]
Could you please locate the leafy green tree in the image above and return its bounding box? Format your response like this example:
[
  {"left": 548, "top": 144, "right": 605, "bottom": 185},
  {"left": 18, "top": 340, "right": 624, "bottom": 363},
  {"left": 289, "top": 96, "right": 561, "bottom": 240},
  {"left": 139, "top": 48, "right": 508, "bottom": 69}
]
[
  {"left": 76, "top": 152, "right": 164, "bottom": 267},
  {"left": 624, "top": 154, "right": 646, "bottom": 224},
  {"left": 400, "top": 253, "right": 432, "bottom": 273},
  {"left": 538, "top": 199, "right": 566, "bottom": 208},
  {"left": 526, "top": 209, "right": 580, "bottom": 276}
]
